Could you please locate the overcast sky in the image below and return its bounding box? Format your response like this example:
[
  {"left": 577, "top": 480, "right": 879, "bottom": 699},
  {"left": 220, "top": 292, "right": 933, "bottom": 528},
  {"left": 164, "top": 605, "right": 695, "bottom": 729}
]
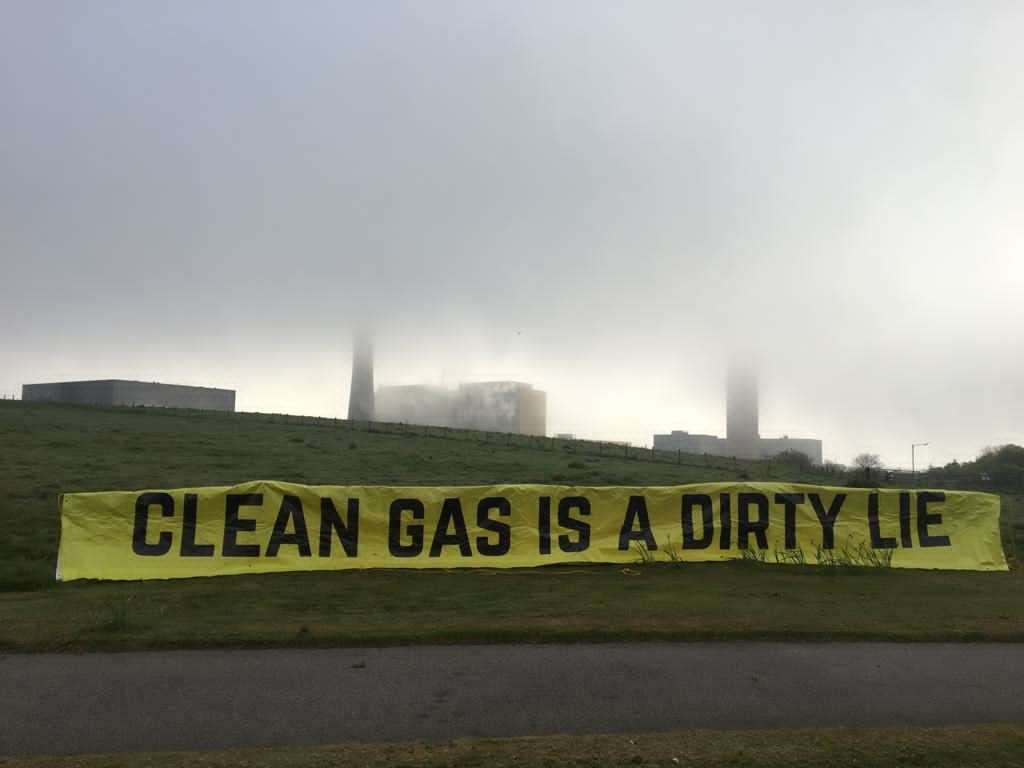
[{"left": 2, "top": 1, "right": 1021, "bottom": 467}]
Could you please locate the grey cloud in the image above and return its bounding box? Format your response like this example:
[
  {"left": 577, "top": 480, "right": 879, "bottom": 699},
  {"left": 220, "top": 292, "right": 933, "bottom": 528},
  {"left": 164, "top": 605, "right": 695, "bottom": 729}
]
[{"left": 1, "top": 0, "right": 1021, "bottom": 466}]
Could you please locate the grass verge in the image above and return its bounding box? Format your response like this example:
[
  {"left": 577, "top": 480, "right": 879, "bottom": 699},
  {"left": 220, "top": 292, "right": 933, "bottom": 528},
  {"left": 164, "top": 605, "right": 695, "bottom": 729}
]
[
  {"left": 0, "top": 400, "right": 846, "bottom": 590},
  {"left": 3, "top": 724, "right": 1023, "bottom": 767},
  {"left": 0, "top": 401, "right": 1020, "bottom": 653},
  {"left": 2, "top": 561, "right": 1023, "bottom": 652}
]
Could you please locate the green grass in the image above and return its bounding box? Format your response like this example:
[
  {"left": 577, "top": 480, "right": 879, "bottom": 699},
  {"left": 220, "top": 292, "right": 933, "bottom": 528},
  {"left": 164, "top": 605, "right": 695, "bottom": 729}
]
[
  {"left": 2, "top": 561, "right": 1023, "bottom": 652},
  {"left": 0, "top": 400, "right": 1021, "bottom": 653},
  {"left": 0, "top": 400, "right": 843, "bottom": 591},
  {"left": 3, "top": 724, "right": 1023, "bottom": 767}
]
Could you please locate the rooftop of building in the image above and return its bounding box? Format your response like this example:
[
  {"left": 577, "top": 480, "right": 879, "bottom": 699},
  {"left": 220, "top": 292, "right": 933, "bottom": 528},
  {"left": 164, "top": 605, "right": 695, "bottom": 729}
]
[{"left": 23, "top": 379, "right": 235, "bottom": 393}]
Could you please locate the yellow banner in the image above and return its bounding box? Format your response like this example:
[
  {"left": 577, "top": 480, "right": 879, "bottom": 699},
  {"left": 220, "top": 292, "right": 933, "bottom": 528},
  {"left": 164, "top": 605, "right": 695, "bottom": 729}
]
[{"left": 56, "top": 481, "right": 1008, "bottom": 580}]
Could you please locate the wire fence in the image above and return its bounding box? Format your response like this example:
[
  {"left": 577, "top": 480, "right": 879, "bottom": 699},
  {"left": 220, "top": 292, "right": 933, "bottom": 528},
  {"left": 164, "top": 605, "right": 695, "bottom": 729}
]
[
  {"left": 4, "top": 397, "right": 839, "bottom": 478},
  {"left": 6, "top": 398, "right": 1022, "bottom": 493}
]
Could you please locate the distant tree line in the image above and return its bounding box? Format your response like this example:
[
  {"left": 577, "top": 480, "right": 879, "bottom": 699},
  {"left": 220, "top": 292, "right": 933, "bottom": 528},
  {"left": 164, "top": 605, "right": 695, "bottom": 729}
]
[
  {"left": 836, "top": 444, "right": 1024, "bottom": 492},
  {"left": 935, "top": 444, "right": 1024, "bottom": 492}
]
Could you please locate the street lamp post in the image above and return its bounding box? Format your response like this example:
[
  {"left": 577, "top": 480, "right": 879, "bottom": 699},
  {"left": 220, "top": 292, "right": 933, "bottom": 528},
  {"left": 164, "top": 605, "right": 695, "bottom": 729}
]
[{"left": 911, "top": 442, "right": 929, "bottom": 483}]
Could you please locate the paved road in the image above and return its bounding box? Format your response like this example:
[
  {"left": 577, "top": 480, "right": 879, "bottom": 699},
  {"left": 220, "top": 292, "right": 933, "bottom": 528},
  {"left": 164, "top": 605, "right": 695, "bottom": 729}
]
[{"left": 2, "top": 642, "right": 1023, "bottom": 756}]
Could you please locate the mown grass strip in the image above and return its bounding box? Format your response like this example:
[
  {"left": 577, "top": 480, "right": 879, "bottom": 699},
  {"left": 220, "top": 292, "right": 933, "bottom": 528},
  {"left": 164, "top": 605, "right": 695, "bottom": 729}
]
[
  {"left": 3, "top": 723, "right": 1023, "bottom": 767},
  {"left": 2, "top": 561, "right": 1022, "bottom": 653}
]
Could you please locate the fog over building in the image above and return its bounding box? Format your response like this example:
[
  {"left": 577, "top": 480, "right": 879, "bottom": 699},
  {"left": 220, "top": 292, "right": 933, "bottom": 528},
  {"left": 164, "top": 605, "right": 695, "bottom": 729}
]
[
  {"left": 654, "top": 368, "right": 822, "bottom": 464},
  {"left": 22, "top": 380, "right": 235, "bottom": 412},
  {"left": 454, "top": 381, "right": 547, "bottom": 436},
  {"left": 374, "top": 384, "right": 451, "bottom": 428},
  {"left": 347, "top": 334, "right": 546, "bottom": 436},
  {"left": 726, "top": 367, "right": 760, "bottom": 459},
  {"left": 375, "top": 381, "right": 547, "bottom": 437}
]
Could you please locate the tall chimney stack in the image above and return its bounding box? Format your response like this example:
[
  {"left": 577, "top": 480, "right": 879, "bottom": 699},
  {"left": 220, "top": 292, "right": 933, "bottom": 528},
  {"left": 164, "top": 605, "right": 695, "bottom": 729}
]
[
  {"left": 347, "top": 331, "right": 374, "bottom": 421},
  {"left": 726, "top": 365, "right": 759, "bottom": 458}
]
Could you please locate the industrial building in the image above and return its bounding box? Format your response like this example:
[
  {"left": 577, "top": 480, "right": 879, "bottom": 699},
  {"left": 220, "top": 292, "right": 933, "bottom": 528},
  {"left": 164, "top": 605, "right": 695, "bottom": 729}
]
[
  {"left": 455, "top": 381, "right": 547, "bottom": 435},
  {"left": 21, "top": 380, "right": 235, "bottom": 412},
  {"left": 375, "top": 381, "right": 547, "bottom": 436},
  {"left": 654, "top": 368, "right": 822, "bottom": 464},
  {"left": 345, "top": 333, "right": 546, "bottom": 436},
  {"left": 374, "top": 384, "right": 452, "bottom": 428}
]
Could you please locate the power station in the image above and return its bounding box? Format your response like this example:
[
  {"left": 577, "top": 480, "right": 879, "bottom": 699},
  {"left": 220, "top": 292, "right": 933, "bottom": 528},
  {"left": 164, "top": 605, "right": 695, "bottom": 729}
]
[
  {"left": 654, "top": 367, "right": 822, "bottom": 463},
  {"left": 346, "top": 335, "right": 547, "bottom": 436},
  {"left": 375, "top": 381, "right": 546, "bottom": 436}
]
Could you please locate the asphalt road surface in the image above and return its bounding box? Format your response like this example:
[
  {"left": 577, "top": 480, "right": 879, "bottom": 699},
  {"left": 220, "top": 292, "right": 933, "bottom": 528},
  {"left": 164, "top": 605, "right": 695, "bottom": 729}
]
[{"left": 3, "top": 642, "right": 1023, "bottom": 756}]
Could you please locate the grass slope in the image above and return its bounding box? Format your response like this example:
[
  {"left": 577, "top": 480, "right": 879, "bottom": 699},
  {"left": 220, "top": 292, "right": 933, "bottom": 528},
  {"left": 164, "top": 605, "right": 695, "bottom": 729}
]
[
  {"left": 0, "top": 400, "right": 842, "bottom": 590},
  {"left": 3, "top": 561, "right": 1024, "bottom": 652},
  {"left": 0, "top": 400, "right": 1020, "bottom": 653},
  {"left": 4, "top": 724, "right": 1023, "bottom": 768}
]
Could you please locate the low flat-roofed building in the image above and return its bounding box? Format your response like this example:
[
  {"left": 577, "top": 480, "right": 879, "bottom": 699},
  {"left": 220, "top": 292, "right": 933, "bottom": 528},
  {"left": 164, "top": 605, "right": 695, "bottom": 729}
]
[
  {"left": 653, "top": 430, "right": 728, "bottom": 455},
  {"left": 758, "top": 436, "right": 824, "bottom": 465},
  {"left": 22, "top": 380, "right": 235, "bottom": 412},
  {"left": 653, "top": 430, "right": 822, "bottom": 465}
]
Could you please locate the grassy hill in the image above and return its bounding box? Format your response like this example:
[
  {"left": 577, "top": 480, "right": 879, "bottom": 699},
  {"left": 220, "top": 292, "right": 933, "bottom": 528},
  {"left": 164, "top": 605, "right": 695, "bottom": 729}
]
[
  {"left": 0, "top": 400, "right": 1021, "bottom": 652},
  {"left": 0, "top": 400, "right": 843, "bottom": 590}
]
